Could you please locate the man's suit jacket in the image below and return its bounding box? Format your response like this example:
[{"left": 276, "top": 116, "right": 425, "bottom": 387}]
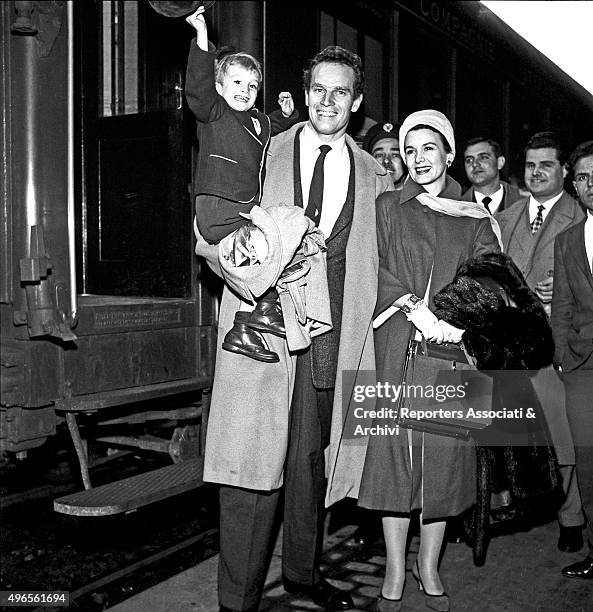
[
  {"left": 552, "top": 218, "right": 593, "bottom": 372},
  {"left": 495, "top": 191, "right": 585, "bottom": 291},
  {"left": 462, "top": 180, "right": 522, "bottom": 213}
]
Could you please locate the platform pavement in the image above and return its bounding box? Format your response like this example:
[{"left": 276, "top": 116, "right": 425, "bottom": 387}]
[{"left": 106, "top": 519, "right": 592, "bottom": 612}]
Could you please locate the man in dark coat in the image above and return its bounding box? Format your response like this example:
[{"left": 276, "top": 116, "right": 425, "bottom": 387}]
[
  {"left": 496, "top": 131, "right": 585, "bottom": 553},
  {"left": 552, "top": 140, "right": 593, "bottom": 579},
  {"left": 462, "top": 137, "right": 522, "bottom": 214}
]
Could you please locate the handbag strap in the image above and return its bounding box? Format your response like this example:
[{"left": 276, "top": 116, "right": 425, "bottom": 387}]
[{"left": 460, "top": 341, "right": 477, "bottom": 368}]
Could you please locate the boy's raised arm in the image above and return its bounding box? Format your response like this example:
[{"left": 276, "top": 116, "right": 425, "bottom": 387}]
[{"left": 186, "top": 6, "right": 208, "bottom": 51}]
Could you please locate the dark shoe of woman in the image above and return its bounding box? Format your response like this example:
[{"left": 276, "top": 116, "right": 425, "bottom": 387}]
[
  {"left": 412, "top": 561, "right": 450, "bottom": 612},
  {"left": 374, "top": 593, "right": 403, "bottom": 612}
]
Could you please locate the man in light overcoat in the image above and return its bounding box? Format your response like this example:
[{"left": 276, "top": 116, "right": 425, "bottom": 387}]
[{"left": 194, "top": 45, "right": 392, "bottom": 611}]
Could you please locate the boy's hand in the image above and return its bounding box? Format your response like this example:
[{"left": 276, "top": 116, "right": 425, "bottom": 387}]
[
  {"left": 186, "top": 6, "right": 208, "bottom": 51},
  {"left": 278, "top": 92, "right": 294, "bottom": 118},
  {"left": 186, "top": 5, "right": 206, "bottom": 27}
]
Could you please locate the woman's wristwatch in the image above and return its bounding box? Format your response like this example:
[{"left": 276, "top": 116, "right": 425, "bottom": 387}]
[{"left": 399, "top": 294, "right": 424, "bottom": 314}]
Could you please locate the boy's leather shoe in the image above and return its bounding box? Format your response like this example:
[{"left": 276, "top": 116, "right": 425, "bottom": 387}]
[
  {"left": 283, "top": 576, "right": 354, "bottom": 610},
  {"left": 558, "top": 525, "right": 584, "bottom": 553},
  {"left": 562, "top": 556, "right": 593, "bottom": 579},
  {"left": 222, "top": 312, "right": 279, "bottom": 362},
  {"left": 247, "top": 294, "right": 286, "bottom": 338}
]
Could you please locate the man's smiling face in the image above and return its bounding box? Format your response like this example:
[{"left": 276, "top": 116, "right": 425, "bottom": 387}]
[
  {"left": 524, "top": 147, "right": 566, "bottom": 201},
  {"left": 305, "top": 62, "right": 362, "bottom": 142}
]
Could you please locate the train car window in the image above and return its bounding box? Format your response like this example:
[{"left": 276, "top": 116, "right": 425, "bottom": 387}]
[
  {"left": 454, "top": 49, "right": 505, "bottom": 183},
  {"left": 336, "top": 19, "right": 357, "bottom": 52},
  {"left": 508, "top": 88, "right": 550, "bottom": 186},
  {"left": 101, "top": 1, "right": 139, "bottom": 117},
  {"left": 364, "top": 34, "right": 383, "bottom": 124},
  {"left": 315, "top": 10, "right": 387, "bottom": 137},
  {"left": 320, "top": 11, "right": 334, "bottom": 50},
  {"left": 398, "top": 16, "right": 451, "bottom": 118}
]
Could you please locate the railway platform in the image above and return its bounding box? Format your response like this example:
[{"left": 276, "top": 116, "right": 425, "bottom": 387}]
[{"left": 106, "top": 516, "right": 591, "bottom": 612}]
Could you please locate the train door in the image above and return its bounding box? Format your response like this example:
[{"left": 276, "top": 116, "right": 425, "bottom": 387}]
[{"left": 77, "top": 1, "right": 194, "bottom": 298}]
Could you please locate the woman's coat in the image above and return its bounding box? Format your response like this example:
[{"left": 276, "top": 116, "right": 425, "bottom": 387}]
[{"left": 329, "top": 177, "right": 501, "bottom": 517}]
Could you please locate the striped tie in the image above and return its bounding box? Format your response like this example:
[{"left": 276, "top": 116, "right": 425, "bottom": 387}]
[{"left": 530, "top": 204, "right": 545, "bottom": 234}]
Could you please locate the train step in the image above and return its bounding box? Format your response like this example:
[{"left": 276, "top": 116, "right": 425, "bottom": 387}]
[{"left": 53, "top": 457, "right": 204, "bottom": 516}]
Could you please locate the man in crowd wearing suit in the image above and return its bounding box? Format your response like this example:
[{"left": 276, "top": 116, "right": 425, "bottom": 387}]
[
  {"left": 195, "top": 45, "right": 391, "bottom": 611},
  {"left": 552, "top": 140, "right": 593, "bottom": 579},
  {"left": 462, "top": 137, "right": 522, "bottom": 214},
  {"left": 496, "top": 131, "right": 585, "bottom": 554}
]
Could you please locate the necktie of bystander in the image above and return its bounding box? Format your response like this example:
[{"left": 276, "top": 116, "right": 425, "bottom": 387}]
[
  {"left": 531, "top": 204, "right": 545, "bottom": 234},
  {"left": 482, "top": 196, "right": 492, "bottom": 213}
]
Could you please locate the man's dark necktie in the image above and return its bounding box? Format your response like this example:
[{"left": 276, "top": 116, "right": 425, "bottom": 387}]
[
  {"left": 531, "top": 204, "right": 545, "bottom": 234},
  {"left": 482, "top": 196, "right": 492, "bottom": 213},
  {"left": 305, "top": 144, "right": 332, "bottom": 226}
]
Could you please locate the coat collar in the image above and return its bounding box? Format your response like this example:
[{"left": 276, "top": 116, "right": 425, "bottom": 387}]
[
  {"left": 531, "top": 192, "right": 582, "bottom": 252},
  {"left": 400, "top": 174, "right": 462, "bottom": 204},
  {"left": 501, "top": 191, "right": 584, "bottom": 276}
]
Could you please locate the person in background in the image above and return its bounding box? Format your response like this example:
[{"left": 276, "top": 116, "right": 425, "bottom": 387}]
[
  {"left": 462, "top": 137, "right": 522, "bottom": 214},
  {"left": 362, "top": 121, "right": 407, "bottom": 190},
  {"left": 496, "top": 131, "right": 586, "bottom": 554},
  {"left": 552, "top": 140, "right": 593, "bottom": 580},
  {"left": 350, "top": 119, "right": 405, "bottom": 553}
]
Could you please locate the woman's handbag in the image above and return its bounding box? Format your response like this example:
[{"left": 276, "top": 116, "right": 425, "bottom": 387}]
[{"left": 396, "top": 339, "right": 493, "bottom": 440}]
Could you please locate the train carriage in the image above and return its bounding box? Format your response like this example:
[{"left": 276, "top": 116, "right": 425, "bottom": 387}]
[{"left": 1, "top": 0, "right": 592, "bottom": 516}]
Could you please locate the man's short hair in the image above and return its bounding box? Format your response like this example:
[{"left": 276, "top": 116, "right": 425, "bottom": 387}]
[
  {"left": 524, "top": 131, "right": 566, "bottom": 165},
  {"left": 215, "top": 52, "right": 263, "bottom": 88},
  {"left": 302, "top": 46, "right": 365, "bottom": 99},
  {"left": 568, "top": 140, "right": 593, "bottom": 176},
  {"left": 463, "top": 137, "right": 503, "bottom": 158}
]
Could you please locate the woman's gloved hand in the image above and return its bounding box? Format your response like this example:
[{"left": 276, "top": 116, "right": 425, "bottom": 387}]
[
  {"left": 405, "top": 301, "right": 445, "bottom": 343},
  {"left": 438, "top": 320, "right": 465, "bottom": 344}
]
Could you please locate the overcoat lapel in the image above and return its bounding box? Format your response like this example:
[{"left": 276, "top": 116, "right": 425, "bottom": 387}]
[
  {"left": 500, "top": 199, "right": 529, "bottom": 262},
  {"left": 327, "top": 145, "right": 355, "bottom": 243}
]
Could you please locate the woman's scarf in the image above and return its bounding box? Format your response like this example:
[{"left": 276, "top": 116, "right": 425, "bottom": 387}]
[{"left": 415, "top": 192, "right": 503, "bottom": 250}]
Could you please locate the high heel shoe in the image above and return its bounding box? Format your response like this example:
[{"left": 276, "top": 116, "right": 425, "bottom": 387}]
[
  {"left": 412, "top": 561, "right": 450, "bottom": 612},
  {"left": 374, "top": 593, "right": 403, "bottom": 612}
]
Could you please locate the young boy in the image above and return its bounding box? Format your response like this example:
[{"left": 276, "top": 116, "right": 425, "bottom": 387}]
[{"left": 185, "top": 7, "right": 299, "bottom": 362}]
